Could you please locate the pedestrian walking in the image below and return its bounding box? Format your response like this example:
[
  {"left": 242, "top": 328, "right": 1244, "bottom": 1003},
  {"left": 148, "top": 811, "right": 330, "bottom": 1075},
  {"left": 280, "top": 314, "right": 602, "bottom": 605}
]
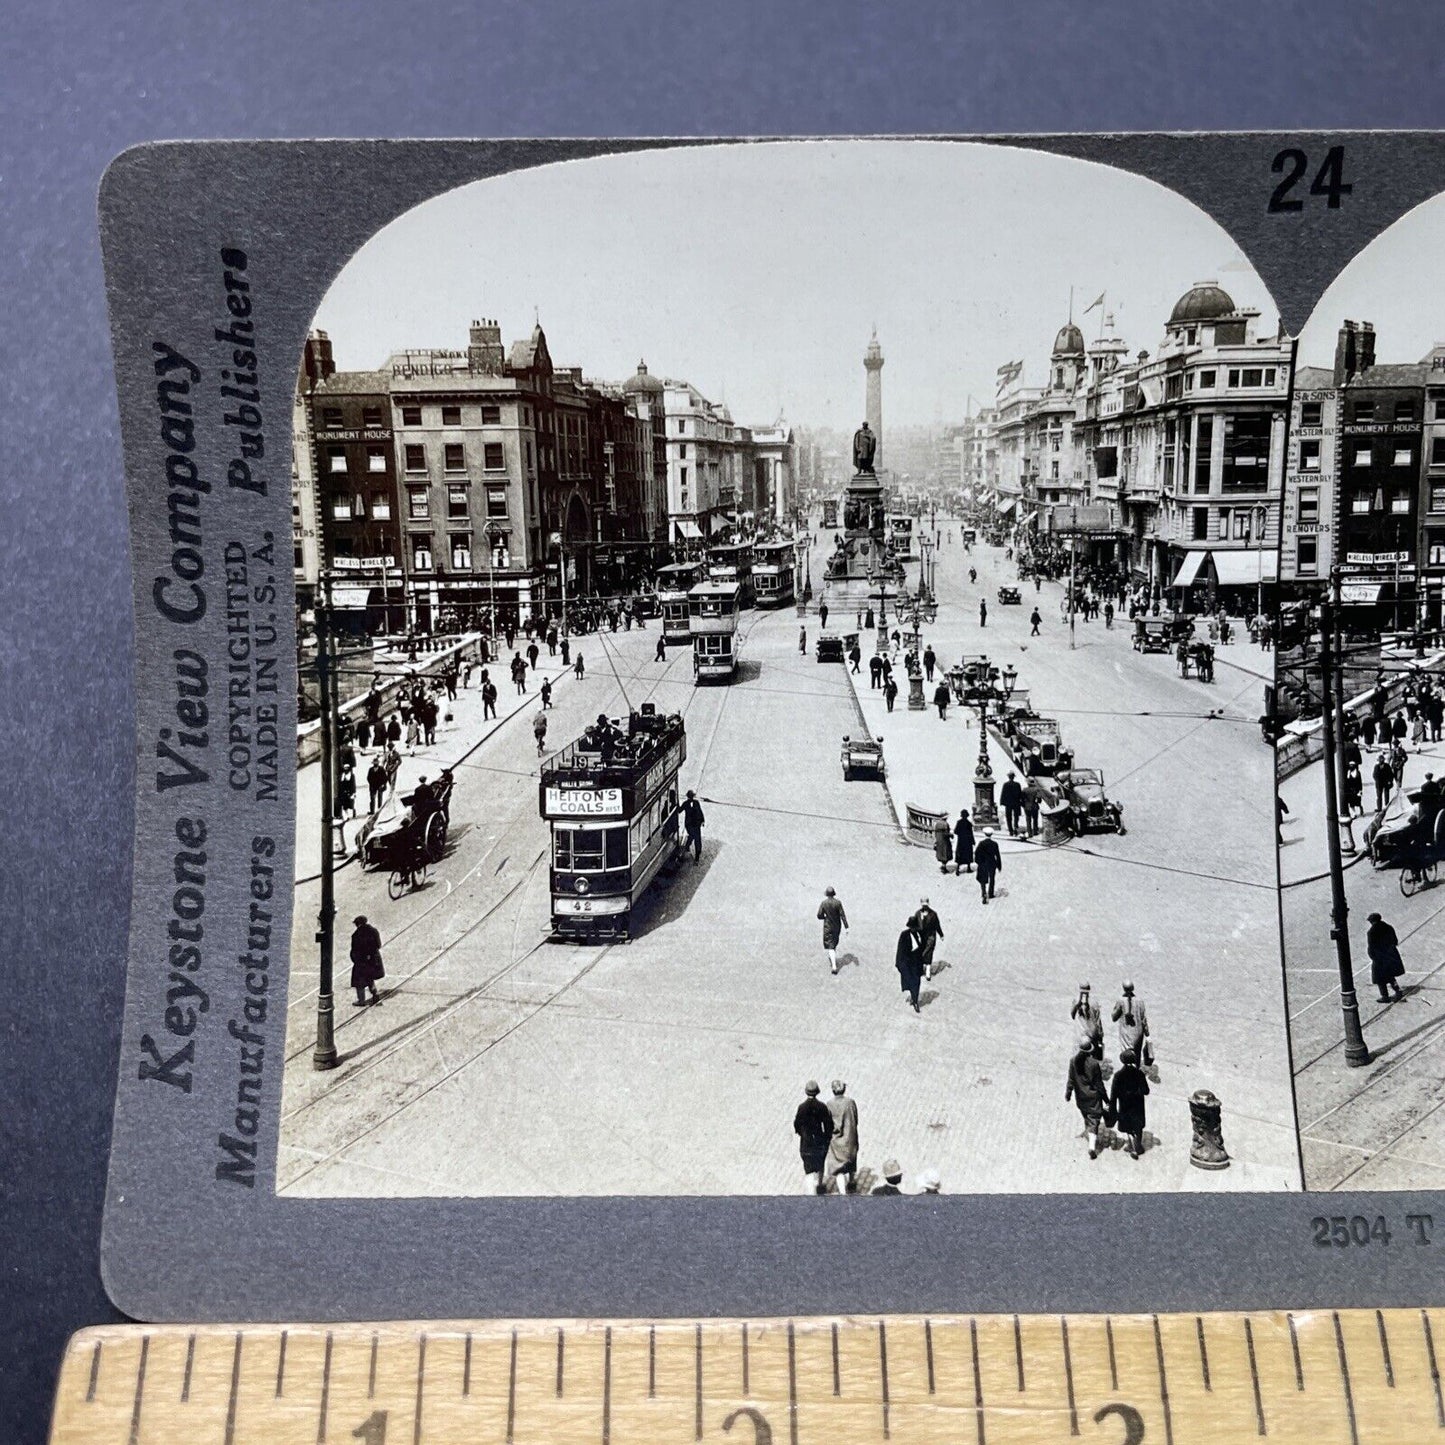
[
  {"left": 1111, "top": 981, "right": 1153, "bottom": 1067},
  {"left": 1108, "top": 1049, "right": 1150, "bottom": 1159},
  {"left": 1030, "top": 608, "right": 1041, "bottom": 636},
  {"left": 1366, "top": 912, "right": 1408, "bottom": 1002},
  {"left": 533, "top": 711, "right": 548, "bottom": 756},
  {"left": 895, "top": 925, "right": 924, "bottom": 1012},
  {"left": 933, "top": 680, "right": 950, "bottom": 719},
  {"left": 1022, "top": 783, "right": 1041, "bottom": 837},
  {"left": 547, "top": 626, "right": 558, "bottom": 656},
  {"left": 1070, "top": 982, "right": 1104, "bottom": 1061},
  {"left": 682, "top": 789, "right": 705, "bottom": 861},
  {"left": 527, "top": 640, "right": 540, "bottom": 672},
  {"left": 383, "top": 741, "right": 401, "bottom": 791},
  {"left": 823, "top": 1080, "right": 859, "bottom": 1194},
  {"left": 871, "top": 1159, "right": 905, "bottom": 1196},
  {"left": 794, "top": 1081, "right": 834, "bottom": 1195},
  {"left": 1393, "top": 711, "right": 1410, "bottom": 747},
  {"left": 979, "top": 598, "right": 988, "bottom": 628},
  {"left": 1344, "top": 761, "right": 1364, "bottom": 816},
  {"left": 540, "top": 677, "right": 553, "bottom": 709},
  {"left": 1065, "top": 1038, "right": 1107, "bottom": 1160},
  {"left": 366, "top": 757, "right": 387, "bottom": 812},
  {"left": 817, "top": 885, "right": 848, "bottom": 974},
  {"left": 405, "top": 715, "right": 420, "bottom": 754},
  {"left": 932, "top": 816, "right": 953, "bottom": 872},
  {"left": 870, "top": 654, "right": 884, "bottom": 689},
  {"left": 1276, "top": 794, "right": 1289, "bottom": 846},
  {"left": 974, "top": 827, "right": 1001, "bottom": 903},
  {"left": 357, "top": 716, "right": 372, "bottom": 751},
  {"left": 1362, "top": 713, "right": 1378, "bottom": 750},
  {"left": 349, "top": 915, "right": 384, "bottom": 1008},
  {"left": 909, "top": 897, "right": 944, "bottom": 981},
  {"left": 1413, "top": 712, "right": 1428, "bottom": 749},
  {"left": 482, "top": 680, "right": 498, "bottom": 719},
  {"left": 848, "top": 641, "right": 862, "bottom": 674},
  {"left": 799, "top": 626, "right": 807, "bottom": 656},
  {"left": 561, "top": 637, "right": 571, "bottom": 666},
  {"left": 1373, "top": 753, "right": 1395, "bottom": 812},
  {"left": 883, "top": 677, "right": 898, "bottom": 713},
  {"left": 953, "top": 808, "right": 975, "bottom": 874},
  {"left": 819, "top": 602, "right": 829, "bottom": 629},
  {"left": 574, "top": 653, "right": 585, "bottom": 680},
  {"left": 386, "top": 714, "right": 402, "bottom": 749},
  {"left": 923, "top": 645, "right": 936, "bottom": 682},
  {"left": 999, "top": 771, "right": 1024, "bottom": 836}
]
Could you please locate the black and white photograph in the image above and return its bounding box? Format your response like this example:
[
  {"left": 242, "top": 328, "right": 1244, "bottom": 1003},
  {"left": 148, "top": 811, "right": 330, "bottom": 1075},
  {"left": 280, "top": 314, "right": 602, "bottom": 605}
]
[
  {"left": 1277, "top": 191, "right": 1445, "bottom": 1191},
  {"left": 274, "top": 141, "right": 1300, "bottom": 1197}
]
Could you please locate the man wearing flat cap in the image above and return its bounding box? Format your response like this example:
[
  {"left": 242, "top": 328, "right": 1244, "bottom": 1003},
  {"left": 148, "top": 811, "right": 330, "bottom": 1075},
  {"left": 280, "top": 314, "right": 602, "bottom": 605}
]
[
  {"left": 793, "top": 1080, "right": 834, "bottom": 1195},
  {"left": 823, "top": 1080, "right": 860, "bottom": 1194},
  {"left": 871, "top": 1158, "right": 905, "bottom": 1195}
]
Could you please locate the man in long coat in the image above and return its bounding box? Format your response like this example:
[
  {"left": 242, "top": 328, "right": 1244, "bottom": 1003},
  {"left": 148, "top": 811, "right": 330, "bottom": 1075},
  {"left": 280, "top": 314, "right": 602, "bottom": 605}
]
[
  {"left": 1108, "top": 1048, "right": 1150, "bottom": 1160},
  {"left": 349, "top": 915, "right": 384, "bottom": 1007},
  {"left": 999, "top": 771, "right": 1025, "bottom": 836},
  {"left": 974, "top": 827, "right": 1002, "bottom": 903},
  {"left": 1111, "top": 981, "right": 1152, "bottom": 1066},
  {"left": 1065, "top": 1039, "right": 1107, "bottom": 1160},
  {"left": 895, "top": 925, "right": 924, "bottom": 1012},
  {"left": 908, "top": 898, "right": 944, "bottom": 982},
  {"left": 953, "top": 809, "right": 975, "bottom": 874},
  {"left": 1366, "top": 912, "right": 1407, "bottom": 1002},
  {"left": 793, "top": 1081, "right": 834, "bottom": 1194},
  {"left": 823, "top": 1080, "right": 860, "bottom": 1194}
]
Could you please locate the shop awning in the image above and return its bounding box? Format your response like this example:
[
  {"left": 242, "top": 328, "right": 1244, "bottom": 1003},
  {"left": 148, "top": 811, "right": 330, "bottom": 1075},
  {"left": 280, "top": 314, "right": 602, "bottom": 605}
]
[
  {"left": 330, "top": 581, "right": 376, "bottom": 609},
  {"left": 1340, "top": 582, "right": 1383, "bottom": 605},
  {"left": 1170, "top": 551, "right": 1207, "bottom": 589},
  {"left": 674, "top": 518, "right": 703, "bottom": 540},
  {"left": 998, "top": 498, "right": 1018, "bottom": 516},
  {"left": 1210, "top": 549, "right": 1278, "bottom": 585},
  {"left": 1021, "top": 510, "right": 1039, "bottom": 528}
]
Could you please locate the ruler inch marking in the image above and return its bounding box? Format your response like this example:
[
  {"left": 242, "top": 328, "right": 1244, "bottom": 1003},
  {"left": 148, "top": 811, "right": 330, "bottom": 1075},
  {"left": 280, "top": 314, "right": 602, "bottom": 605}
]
[
  {"left": 1377, "top": 1309, "right": 1395, "bottom": 1388},
  {"left": 1106, "top": 1318, "right": 1118, "bottom": 1392},
  {"left": 831, "top": 1321, "right": 841, "bottom": 1396},
  {"left": 462, "top": 1332, "right": 471, "bottom": 1397},
  {"left": 558, "top": 1326, "right": 567, "bottom": 1398},
  {"left": 1013, "top": 1315, "right": 1024, "bottom": 1392},
  {"left": 742, "top": 1321, "right": 749, "bottom": 1396},
  {"left": 182, "top": 1333, "right": 195, "bottom": 1403},
  {"left": 126, "top": 1334, "right": 149, "bottom": 1445},
  {"left": 787, "top": 1321, "right": 799, "bottom": 1445},
  {"left": 318, "top": 1331, "right": 333, "bottom": 1445},
  {"left": 649, "top": 1324, "right": 656, "bottom": 1398},
  {"left": 276, "top": 1328, "right": 288, "bottom": 1398},
  {"left": 369, "top": 1331, "right": 379, "bottom": 1399},
  {"left": 694, "top": 1323, "right": 703, "bottom": 1441},
  {"left": 1424, "top": 1309, "right": 1445, "bottom": 1426},
  {"left": 1153, "top": 1315, "right": 1175, "bottom": 1445},
  {"left": 413, "top": 1331, "right": 427, "bottom": 1445},
  {"left": 223, "top": 1331, "right": 243, "bottom": 1445},
  {"left": 1196, "top": 1315, "right": 1212, "bottom": 1391},
  {"left": 1243, "top": 1317, "right": 1266, "bottom": 1437},
  {"left": 1334, "top": 1311, "right": 1361, "bottom": 1445},
  {"left": 506, "top": 1328, "right": 517, "bottom": 1443},
  {"left": 879, "top": 1319, "right": 891, "bottom": 1440},
  {"left": 85, "top": 1340, "right": 101, "bottom": 1403},
  {"left": 1289, "top": 1313, "right": 1305, "bottom": 1390},
  {"left": 603, "top": 1325, "right": 612, "bottom": 1445},
  {"left": 925, "top": 1318, "right": 936, "bottom": 1394},
  {"left": 1061, "top": 1318, "right": 1078, "bottom": 1438},
  {"left": 971, "top": 1317, "right": 985, "bottom": 1445}
]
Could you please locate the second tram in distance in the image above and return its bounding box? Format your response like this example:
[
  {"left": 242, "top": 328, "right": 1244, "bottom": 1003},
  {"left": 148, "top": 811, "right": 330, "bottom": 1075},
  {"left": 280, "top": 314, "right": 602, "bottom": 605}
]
[
  {"left": 752, "top": 539, "right": 796, "bottom": 607},
  {"left": 655, "top": 560, "right": 702, "bottom": 646},
  {"left": 707, "top": 541, "right": 754, "bottom": 607},
  {"left": 689, "top": 580, "right": 741, "bottom": 682}
]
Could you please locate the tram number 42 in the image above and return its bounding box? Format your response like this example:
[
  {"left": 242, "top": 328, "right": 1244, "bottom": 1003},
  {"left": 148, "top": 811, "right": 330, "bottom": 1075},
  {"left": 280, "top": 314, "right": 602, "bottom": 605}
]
[{"left": 1269, "top": 145, "right": 1352, "bottom": 212}]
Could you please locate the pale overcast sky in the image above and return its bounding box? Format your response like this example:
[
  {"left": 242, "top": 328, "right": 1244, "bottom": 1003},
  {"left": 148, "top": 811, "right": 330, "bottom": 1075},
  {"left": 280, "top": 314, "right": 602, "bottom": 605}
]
[
  {"left": 313, "top": 140, "right": 1278, "bottom": 431},
  {"left": 1297, "top": 189, "right": 1445, "bottom": 370}
]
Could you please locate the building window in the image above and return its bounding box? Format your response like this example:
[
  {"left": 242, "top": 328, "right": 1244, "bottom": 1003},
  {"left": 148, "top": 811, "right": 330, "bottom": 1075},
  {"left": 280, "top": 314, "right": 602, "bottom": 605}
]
[
  {"left": 1396, "top": 400, "right": 1416, "bottom": 423},
  {"left": 1265, "top": 369, "right": 1277, "bottom": 386},
  {"left": 678, "top": 419, "right": 687, "bottom": 434},
  {"left": 1194, "top": 416, "right": 1213, "bottom": 493},
  {"left": 1297, "top": 537, "right": 1319, "bottom": 575},
  {"left": 447, "top": 483, "right": 469, "bottom": 519},
  {"left": 1435, "top": 398, "right": 1445, "bottom": 421},
  {"left": 1199, "top": 369, "right": 1216, "bottom": 388},
  {"left": 1298, "top": 488, "right": 1320, "bottom": 524},
  {"left": 481, "top": 405, "right": 501, "bottom": 425},
  {"left": 371, "top": 494, "right": 391, "bottom": 520},
  {"left": 486, "top": 485, "right": 507, "bottom": 518},
  {"left": 1394, "top": 446, "right": 1414, "bottom": 467},
  {"left": 330, "top": 496, "right": 351, "bottom": 520},
  {"left": 680, "top": 465, "right": 689, "bottom": 490},
  {"left": 1221, "top": 413, "right": 1271, "bottom": 491},
  {"left": 366, "top": 446, "right": 386, "bottom": 473},
  {"left": 489, "top": 532, "right": 511, "bottom": 568},
  {"left": 1431, "top": 482, "right": 1445, "bottom": 511},
  {"left": 484, "top": 442, "right": 505, "bottom": 471},
  {"left": 450, "top": 534, "right": 471, "bottom": 570},
  {"left": 1352, "top": 401, "right": 1376, "bottom": 423},
  {"left": 412, "top": 536, "right": 432, "bottom": 572},
  {"left": 442, "top": 404, "right": 462, "bottom": 426},
  {"left": 444, "top": 442, "right": 466, "bottom": 473},
  {"left": 404, "top": 444, "right": 426, "bottom": 473},
  {"left": 401, "top": 405, "right": 422, "bottom": 426},
  {"left": 679, "top": 442, "right": 687, "bottom": 459},
  {"left": 1351, "top": 492, "right": 1372, "bottom": 514},
  {"left": 408, "top": 487, "right": 429, "bottom": 520},
  {"left": 1232, "top": 510, "right": 1251, "bottom": 541},
  {"left": 327, "top": 446, "right": 347, "bottom": 475},
  {"left": 525, "top": 439, "right": 533, "bottom": 469},
  {"left": 1300, "top": 400, "right": 1323, "bottom": 428},
  {"left": 294, "top": 546, "right": 304, "bottom": 570},
  {"left": 1192, "top": 507, "right": 1209, "bottom": 540},
  {"left": 1300, "top": 439, "right": 1321, "bottom": 471},
  {"left": 1354, "top": 445, "right": 1373, "bottom": 467},
  {"left": 1433, "top": 437, "right": 1445, "bottom": 467},
  {"left": 353, "top": 494, "right": 366, "bottom": 519},
  {"left": 1392, "top": 490, "right": 1412, "bottom": 514},
  {"left": 321, "top": 406, "right": 344, "bottom": 429},
  {"left": 362, "top": 405, "right": 383, "bottom": 429}
]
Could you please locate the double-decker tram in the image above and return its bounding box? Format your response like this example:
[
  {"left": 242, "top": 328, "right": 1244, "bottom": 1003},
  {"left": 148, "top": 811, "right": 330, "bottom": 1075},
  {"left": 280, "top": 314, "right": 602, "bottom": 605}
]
[
  {"left": 751, "top": 539, "right": 796, "bottom": 607},
  {"left": 821, "top": 497, "right": 839, "bottom": 529},
  {"left": 655, "top": 560, "right": 702, "bottom": 645},
  {"left": 887, "top": 513, "right": 916, "bottom": 561},
  {"left": 539, "top": 703, "right": 687, "bottom": 941},
  {"left": 689, "top": 580, "right": 741, "bottom": 682},
  {"left": 707, "top": 541, "right": 754, "bottom": 607}
]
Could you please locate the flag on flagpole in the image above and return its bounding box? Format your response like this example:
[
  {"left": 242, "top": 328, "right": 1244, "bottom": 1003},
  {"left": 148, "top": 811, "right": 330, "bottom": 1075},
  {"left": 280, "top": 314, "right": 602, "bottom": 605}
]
[{"left": 1083, "top": 291, "right": 1106, "bottom": 314}]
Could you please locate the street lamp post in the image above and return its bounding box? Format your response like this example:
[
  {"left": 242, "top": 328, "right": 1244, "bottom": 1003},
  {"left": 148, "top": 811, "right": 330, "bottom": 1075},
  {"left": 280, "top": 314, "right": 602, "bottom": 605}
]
[{"left": 312, "top": 570, "right": 339, "bottom": 1071}]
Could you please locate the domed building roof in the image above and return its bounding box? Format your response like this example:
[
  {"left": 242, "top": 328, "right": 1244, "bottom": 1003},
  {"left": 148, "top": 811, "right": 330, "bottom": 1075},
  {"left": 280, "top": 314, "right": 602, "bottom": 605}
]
[
  {"left": 622, "top": 358, "right": 664, "bottom": 394},
  {"left": 1052, "top": 322, "right": 1085, "bottom": 356},
  {"left": 1169, "top": 282, "right": 1235, "bottom": 324}
]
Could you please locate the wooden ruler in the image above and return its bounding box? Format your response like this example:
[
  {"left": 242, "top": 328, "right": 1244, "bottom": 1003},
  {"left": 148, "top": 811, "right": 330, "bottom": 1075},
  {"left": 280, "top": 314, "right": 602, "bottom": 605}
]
[{"left": 47, "top": 1311, "right": 1445, "bottom": 1444}]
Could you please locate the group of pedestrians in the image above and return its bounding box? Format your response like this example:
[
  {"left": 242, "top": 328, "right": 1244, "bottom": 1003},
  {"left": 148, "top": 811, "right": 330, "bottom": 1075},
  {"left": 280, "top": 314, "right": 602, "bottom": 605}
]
[
  {"left": 1065, "top": 979, "right": 1156, "bottom": 1160},
  {"left": 929, "top": 810, "right": 1003, "bottom": 902},
  {"left": 791, "top": 1079, "right": 940, "bottom": 1195}
]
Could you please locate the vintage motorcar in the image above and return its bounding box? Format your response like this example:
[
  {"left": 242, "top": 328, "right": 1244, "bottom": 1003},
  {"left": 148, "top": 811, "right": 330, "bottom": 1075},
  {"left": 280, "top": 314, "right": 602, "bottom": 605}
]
[
  {"left": 816, "top": 633, "right": 845, "bottom": 663},
  {"left": 1055, "top": 768, "right": 1126, "bottom": 835},
  {"left": 997, "top": 585, "right": 1022, "bottom": 605},
  {"left": 1132, "top": 617, "right": 1171, "bottom": 654},
  {"left": 360, "top": 769, "right": 454, "bottom": 870},
  {"left": 841, "top": 733, "right": 886, "bottom": 781},
  {"left": 994, "top": 688, "right": 1036, "bottom": 738},
  {"left": 1168, "top": 611, "right": 1198, "bottom": 642},
  {"left": 1009, "top": 716, "right": 1074, "bottom": 776},
  {"left": 962, "top": 528, "right": 978, "bottom": 546}
]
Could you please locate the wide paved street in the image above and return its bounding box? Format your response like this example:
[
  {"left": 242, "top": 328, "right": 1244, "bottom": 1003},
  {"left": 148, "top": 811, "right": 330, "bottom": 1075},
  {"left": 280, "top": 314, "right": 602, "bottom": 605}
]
[{"left": 279, "top": 527, "right": 1301, "bottom": 1196}]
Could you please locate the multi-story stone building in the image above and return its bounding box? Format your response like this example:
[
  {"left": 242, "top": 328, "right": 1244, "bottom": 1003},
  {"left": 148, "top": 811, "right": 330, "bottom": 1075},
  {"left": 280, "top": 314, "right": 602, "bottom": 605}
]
[
  {"left": 1423, "top": 346, "right": 1445, "bottom": 627},
  {"left": 1279, "top": 367, "right": 1340, "bottom": 593}
]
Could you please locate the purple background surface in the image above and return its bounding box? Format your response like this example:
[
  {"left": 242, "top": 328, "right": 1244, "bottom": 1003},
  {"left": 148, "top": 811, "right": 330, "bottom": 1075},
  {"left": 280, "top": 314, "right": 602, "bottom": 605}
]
[{"left": 2, "top": 2, "right": 1441, "bottom": 1440}]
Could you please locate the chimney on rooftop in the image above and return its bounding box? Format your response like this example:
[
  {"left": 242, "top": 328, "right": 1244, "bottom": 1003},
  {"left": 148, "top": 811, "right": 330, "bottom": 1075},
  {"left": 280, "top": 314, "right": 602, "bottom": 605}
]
[
  {"left": 300, "top": 330, "right": 334, "bottom": 390},
  {"left": 469, "top": 317, "right": 505, "bottom": 374}
]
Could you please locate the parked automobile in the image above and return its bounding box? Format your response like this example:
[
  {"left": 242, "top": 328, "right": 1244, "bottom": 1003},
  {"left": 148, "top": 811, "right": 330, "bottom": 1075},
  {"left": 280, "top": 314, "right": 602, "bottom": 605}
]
[
  {"left": 841, "top": 734, "right": 886, "bottom": 781},
  {"left": 997, "top": 585, "right": 1022, "bottom": 605},
  {"left": 816, "top": 634, "right": 844, "bottom": 664},
  {"left": 1133, "top": 617, "right": 1171, "bottom": 654},
  {"left": 1055, "top": 768, "right": 1126, "bottom": 835},
  {"left": 1009, "top": 716, "right": 1074, "bottom": 776}
]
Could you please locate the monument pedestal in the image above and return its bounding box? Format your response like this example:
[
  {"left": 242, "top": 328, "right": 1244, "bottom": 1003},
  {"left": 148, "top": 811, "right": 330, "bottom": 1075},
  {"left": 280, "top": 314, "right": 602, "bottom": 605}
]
[{"left": 907, "top": 672, "right": 926, "bottom": 710}]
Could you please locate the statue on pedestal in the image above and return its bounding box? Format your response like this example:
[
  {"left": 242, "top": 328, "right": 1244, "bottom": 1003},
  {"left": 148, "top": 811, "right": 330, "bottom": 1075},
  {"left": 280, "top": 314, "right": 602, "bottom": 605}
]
[{"left": 852, "top": 421, "right": 877, "bottom": 475}]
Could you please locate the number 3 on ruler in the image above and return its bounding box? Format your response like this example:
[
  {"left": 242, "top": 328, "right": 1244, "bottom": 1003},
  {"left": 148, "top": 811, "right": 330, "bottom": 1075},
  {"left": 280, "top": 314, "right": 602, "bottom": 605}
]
[
  {"left": 1095, "top": 1402, "right": 1145, "bottom": 1443},
  {"left": 1269, "top": 145, "right": 1352, "bottom": 211}
]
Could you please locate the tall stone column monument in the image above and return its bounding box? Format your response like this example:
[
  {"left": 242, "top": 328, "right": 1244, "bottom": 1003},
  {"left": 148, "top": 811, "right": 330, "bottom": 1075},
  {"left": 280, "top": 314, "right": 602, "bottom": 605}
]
[{"left": 864, "top": 328, "right": 884, "bottom": 472}]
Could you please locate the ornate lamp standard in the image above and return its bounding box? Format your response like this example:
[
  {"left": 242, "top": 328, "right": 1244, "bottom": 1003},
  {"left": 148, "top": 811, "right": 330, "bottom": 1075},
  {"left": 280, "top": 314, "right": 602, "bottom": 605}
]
[{"left": 971, "top": 659, "right": 1017, "bottom": 826}]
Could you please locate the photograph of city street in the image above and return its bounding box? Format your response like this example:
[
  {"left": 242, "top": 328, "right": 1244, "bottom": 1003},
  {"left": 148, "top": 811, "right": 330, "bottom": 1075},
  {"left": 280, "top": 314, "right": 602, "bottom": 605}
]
[
  {"left": 277, "top": 141, "right": 1301, "bottom": 1196},
  {"left": 1277, "top": 191, "right": 1445, "bottom": 1190}
]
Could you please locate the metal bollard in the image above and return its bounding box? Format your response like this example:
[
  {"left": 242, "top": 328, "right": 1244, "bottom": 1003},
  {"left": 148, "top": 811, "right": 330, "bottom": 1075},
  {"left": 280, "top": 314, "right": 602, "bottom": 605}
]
[{"left": 1189, "top": 1089, "right": 1231, "bottom": 1170}]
